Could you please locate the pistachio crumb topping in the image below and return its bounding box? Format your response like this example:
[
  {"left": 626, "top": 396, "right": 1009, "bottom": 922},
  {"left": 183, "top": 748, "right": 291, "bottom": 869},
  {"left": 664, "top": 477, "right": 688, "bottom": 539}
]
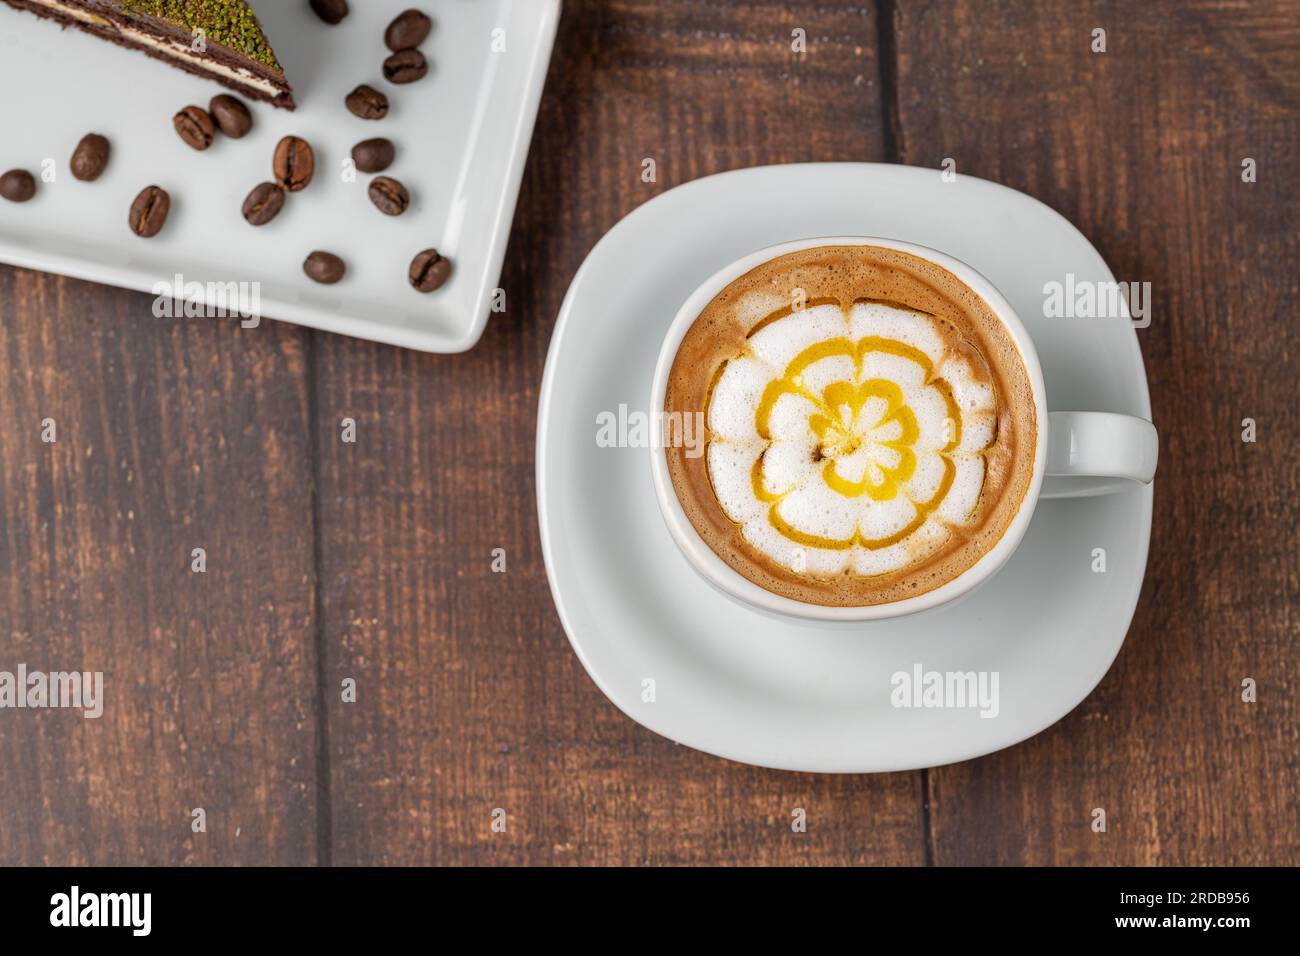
[{"left": 119, "top": 0, "right": 281, "bottom": 69}]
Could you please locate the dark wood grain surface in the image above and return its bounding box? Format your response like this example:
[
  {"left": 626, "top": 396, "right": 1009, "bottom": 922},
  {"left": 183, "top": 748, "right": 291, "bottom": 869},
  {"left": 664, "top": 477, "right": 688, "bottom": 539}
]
[{"left": 1, "top": 0, "right": 1296, "bottom": 866}]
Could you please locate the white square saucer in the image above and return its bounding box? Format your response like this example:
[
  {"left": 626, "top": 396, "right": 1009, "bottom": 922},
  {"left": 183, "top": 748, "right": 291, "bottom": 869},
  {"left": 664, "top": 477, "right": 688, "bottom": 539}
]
[
  {"left": 537, "top": 163, "right": 1154, "bottom": 773},
  {"left": 0, "top": 0, "right": 559, "bottom": 352}
]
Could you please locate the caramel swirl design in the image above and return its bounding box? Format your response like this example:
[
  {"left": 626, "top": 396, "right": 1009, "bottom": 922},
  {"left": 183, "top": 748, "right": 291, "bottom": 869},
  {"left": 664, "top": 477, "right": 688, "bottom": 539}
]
[{"left": 705, "top": 300, "right": 1000, "bottom": 578}]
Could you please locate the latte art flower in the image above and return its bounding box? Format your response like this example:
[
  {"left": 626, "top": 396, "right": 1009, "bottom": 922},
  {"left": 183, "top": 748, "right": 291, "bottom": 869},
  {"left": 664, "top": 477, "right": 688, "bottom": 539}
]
[
  {"left": 795, "top": 376, "right": 918, "bottom": 501},
  {"left": 706, "top": 301, "right": 999, "bottom": 578}
]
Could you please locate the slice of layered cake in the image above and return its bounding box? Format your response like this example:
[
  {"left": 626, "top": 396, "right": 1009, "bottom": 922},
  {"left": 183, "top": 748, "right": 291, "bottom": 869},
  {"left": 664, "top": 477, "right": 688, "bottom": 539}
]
[{"left": 3, "top": 0, "right": 294, "bottom": 109}]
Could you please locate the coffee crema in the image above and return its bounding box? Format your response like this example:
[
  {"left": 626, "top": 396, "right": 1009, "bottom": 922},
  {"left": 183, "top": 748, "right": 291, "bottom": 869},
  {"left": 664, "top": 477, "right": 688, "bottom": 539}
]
[{"left": 663, "top": 244, "right": 1038, "bottom": 607}]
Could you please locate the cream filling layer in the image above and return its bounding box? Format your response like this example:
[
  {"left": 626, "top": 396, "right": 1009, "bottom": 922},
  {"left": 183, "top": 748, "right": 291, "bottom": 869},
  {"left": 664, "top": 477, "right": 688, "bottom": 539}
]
[{"left": 25, "top": 0, "right": 282, "bottom": 96}]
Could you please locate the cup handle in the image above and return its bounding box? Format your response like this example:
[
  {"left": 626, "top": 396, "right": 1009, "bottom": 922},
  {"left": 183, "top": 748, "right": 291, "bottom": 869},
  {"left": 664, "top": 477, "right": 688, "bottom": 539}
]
[{"left": 1041, "top": 411, "right": 1158, "bottom": 499}]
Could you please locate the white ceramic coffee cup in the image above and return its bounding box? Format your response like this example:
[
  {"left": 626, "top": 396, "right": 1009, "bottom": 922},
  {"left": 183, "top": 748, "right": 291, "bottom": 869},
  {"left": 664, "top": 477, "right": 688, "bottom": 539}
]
[{"left": 649, "top": 237, "right": 1158, "bottom": 623}]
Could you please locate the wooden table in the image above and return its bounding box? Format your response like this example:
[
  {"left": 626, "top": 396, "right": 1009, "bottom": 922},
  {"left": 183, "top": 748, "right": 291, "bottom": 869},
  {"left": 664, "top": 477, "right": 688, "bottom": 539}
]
[{"left": 1, "top": 0, "right": 1296, "bottom": 866}]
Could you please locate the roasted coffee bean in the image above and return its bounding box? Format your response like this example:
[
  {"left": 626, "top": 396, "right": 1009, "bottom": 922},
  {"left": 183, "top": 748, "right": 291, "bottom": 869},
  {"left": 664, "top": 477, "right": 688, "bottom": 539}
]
[
  {"left": 303, "top": 250, "right": 346, "bottom": 284},
  {"left": 409, "top": 248, "right": 451, "bottom": 292},
  {"left": 0, "top": 169, "right": 36, "bottom": 202},
  {"left": 174, "top": 105, "right": 215, "bottom": 150},
  {"left": 309, "top": 0, "right": 348, "bottom": 25},
  {"left": 209, "top": 95, "right": 253, "bottom": 138},
  {"left": 351, "top": 137, "right": 395, "bottom": 173},
  {"left": 383, "top": 48, "right": 427, "bottom": 84},
  {"left": 384, "top": 9, "right": 431, "bottom": 51},
  {"left": 345, "top": 84, "right": 389, "bottom": 120},
  {"left": 70, "top": 133, "right": 110, "bottom": 182},
  {"left": 273, "top": 136, "right": 314, "bottom": 191},
  {"left": 128, "top": 185, "right": 170, "bottom": 237},
  {"left": 368, "top": 176, "right": 409, "bottom": 216},
  {"left": 242, "top": 181, "right": 285, "bottom": 225}
]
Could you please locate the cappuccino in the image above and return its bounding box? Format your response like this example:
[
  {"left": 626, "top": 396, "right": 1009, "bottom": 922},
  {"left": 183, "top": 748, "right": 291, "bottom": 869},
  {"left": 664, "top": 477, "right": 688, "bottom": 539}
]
[{"left": 663, "top": 244, "right": 1038, "bottom": 607}]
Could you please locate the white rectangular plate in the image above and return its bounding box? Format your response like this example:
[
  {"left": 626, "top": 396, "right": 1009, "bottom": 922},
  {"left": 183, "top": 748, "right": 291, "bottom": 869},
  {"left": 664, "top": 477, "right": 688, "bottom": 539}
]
[{"left": 0, "top": 0, "right": 559, "bottom": 352}]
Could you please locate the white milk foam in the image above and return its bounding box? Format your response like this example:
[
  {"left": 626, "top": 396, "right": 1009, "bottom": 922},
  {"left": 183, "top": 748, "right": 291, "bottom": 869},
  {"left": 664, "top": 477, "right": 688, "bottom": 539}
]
[{"left": 706, "top": 301, "right": 997, "bottom": 577}]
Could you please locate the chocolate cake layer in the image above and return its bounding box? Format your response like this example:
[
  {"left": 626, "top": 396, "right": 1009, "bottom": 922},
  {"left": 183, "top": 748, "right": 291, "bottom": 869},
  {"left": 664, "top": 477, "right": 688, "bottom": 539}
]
[{"left": 3, "top": 0, "right": 295, "bottom": 109}]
